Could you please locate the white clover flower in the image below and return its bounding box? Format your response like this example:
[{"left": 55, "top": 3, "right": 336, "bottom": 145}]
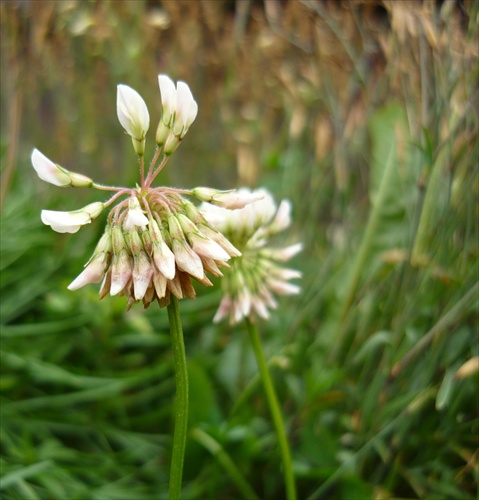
[
  {"left": 117, "top": 84, "right": 150, "bottom": 154},
  {"left": 41, "top": 202, "right": 104, "bottom": 233},
  {"left": 31, "top": 149, "right": 93, "bottom": 187},
  {"left": 158, "top": 74, "right": 177, "bottom": 126},
  {"left": 173, "top": 81, "right": 198, "bottom": 138},
  {"left": 124, "top": 196, "right": 149, "bottom": 231},
  {"left": 201, "top": 188, "right": 302, "bottom": 325},
  {"left": 156, "top": 75, "right": 198, "bottom": 153},
  {"left": 32, "top": 74, "right": 243, "bottom": 311},
  {"left": 191, "top": 187, "right": 264, "bottom": 210}
]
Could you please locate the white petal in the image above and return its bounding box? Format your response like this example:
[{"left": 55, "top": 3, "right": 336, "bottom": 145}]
[
  {"left": 133, "top": 252, "right": 154, "bottom": 300},
  {"left": 41, "top": 210, "right": 91, "bottom": 233},
  {"left": 172, "top": 240, "right": 204, "bottom": 280},
  {"left": 31, "top": 149, "right": 70, "bottom": 187},
  {"left": 153, "top": 241, "right": 176, "bottom": 280},
  {"left": 213, "top": 294, "right": 232, "bottom": 323},
  {"left": 110, "top": 250, "right": 132, "bottom": 296},
  {"left": 173, "top": 81, "right": 195, "bottom": 136},
  {"left": 158, "top": 74, "right": 177, "bottom": 124},
  {"left": 68, "top": 254, "right": 108, "bottom": 290},
  {"left": 117, "top": 84, "right": 150, "bottom": 140},
  {"left": 268, "top": 279, "right": 301, "bottom": 295},
  {"left": 189, "top": 234, "right": 230, "bottom": 261}
]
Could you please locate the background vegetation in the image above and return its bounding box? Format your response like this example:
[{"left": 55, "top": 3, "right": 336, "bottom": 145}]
[{"left": 1, "top": 1, "right": 478, "bottom": 498}]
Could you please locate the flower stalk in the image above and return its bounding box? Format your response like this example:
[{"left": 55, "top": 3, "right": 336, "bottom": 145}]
[
  {"left": 246, "top": 318, "right": 296, "bottom": 500},
  {"left": 167, "top": 296, "right": 189, "bottom": 500}
]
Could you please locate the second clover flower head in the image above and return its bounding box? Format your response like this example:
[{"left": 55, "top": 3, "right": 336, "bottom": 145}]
[
  {"left": 200, "top": 188, "right": 303, "bottom": 325},
  {"left": 32, "top": 74, "right": 260, "bottom": 311}
]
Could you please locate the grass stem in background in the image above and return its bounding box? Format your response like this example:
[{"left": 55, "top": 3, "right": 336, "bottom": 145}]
[
  {"left": 246, "top": 318, "right": 297, "bottom": 500},
  {"left": 167, "top": 296, "right": 188, "bottom": 500},
  {"left": 331, "top": 135, "right": 397, "bottom": 362},
  {"left": 191, "top": 427, "right": 260, "bottom": 500}
]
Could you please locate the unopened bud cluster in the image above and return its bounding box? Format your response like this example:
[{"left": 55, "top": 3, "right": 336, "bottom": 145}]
[
  {"left": 201, "top": 188, "right": 303, "bottom": 324},
  {"left": 32, "top": 74, "right": 259, "bottom": 309}
]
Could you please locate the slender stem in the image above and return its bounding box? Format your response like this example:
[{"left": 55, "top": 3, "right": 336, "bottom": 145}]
[
  {"left": 103, "top": 189, "right": 132, "bottom": 209},
  {"left": 139, "top": 155, "right": 145, "bottom": 187},
  {"left": 167, "top": 296, "right": 189, "bottom": 500},
  {"left": 92, "top": 182, "right": 127, "bottom": 192},
  {"left": 145, "top": 154, "right": 169, "bottom": 188},
  {"left": 245, "top": 318, "right": 296, "bottom": 500},
  {"left": 146, "top": 147, "right": 162, "bottom": 182}
]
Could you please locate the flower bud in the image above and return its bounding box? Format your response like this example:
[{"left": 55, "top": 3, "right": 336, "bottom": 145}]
[
  {"left": 192, "top": 187, "right": 263, "bottom": 209},
  {"left": 150, "top": 219, "right": 176, "bottom": 280},
  {"left": 67, "top": 252, "right": 109, "bottom": 290},
  {"left": 173, "top": 81, "right": 198, "bottom": 138},
  {"left": 177, "top": 214, "right": 230, "bottom": 261},
  {"left": 117, "top": 84, "right": 150, "bottom": 155},
  {"left": 127, "top": 229, "right": 145, "bottom": 256},
  {"left": 110, "top": 248, "right": 133, "bottom": 296},
  {"left": 158, "top": 74, "right": 176, "bottom": 127},
  {"left": 133, "top": 251, "right": 154, "bottom": 300},
  {"left": 31, "top": 149, "right": 93, "bottom": 187},
  {"left": 168, "top": 215, "right": 204, "bottom": 280},
  {"left": 163, "top": 133, "right": 181, "bottom": 155}
]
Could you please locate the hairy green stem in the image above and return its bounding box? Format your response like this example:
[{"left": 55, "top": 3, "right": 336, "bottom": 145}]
[
  {"left": 246, "top": 318, "right": 297, "bottom": 500},
  {"left": 167, "top": 296, "right": 188, "bottom": 500}
]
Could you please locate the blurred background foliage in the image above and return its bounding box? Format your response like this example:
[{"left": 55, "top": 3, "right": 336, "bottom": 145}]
[{"left": 1, "top": 0, "right": 478, "bottom": 498}]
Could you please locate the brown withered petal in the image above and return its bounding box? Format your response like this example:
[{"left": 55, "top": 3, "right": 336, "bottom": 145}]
[
  {"left": 179, "top": 272, "right": 196, "bottom": 299},
  {"left": 167, "top": 273, "right": 184, "bottom": 299}
]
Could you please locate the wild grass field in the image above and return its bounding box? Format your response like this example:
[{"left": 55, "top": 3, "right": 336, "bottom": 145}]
[{"left": 1, "top": 1, "right": 478, "bottom": 499}]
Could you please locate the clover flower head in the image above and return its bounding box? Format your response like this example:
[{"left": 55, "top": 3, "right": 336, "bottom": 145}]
[
  {"left": 200, "top": 188, "right": 302, "bottom": 324},
  {"left": 32, "top": 74, "right": 261, "bottom": 311}
]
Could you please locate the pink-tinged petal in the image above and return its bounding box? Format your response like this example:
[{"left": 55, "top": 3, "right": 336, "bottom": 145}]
[
  {"left": 153, "top": 271, "right": 167, "bottom": 299},
  {"left": 259, "top": 286, "right": 278, "bottom": 309},
  {"left": 189, "top": 233, "right": 230, "bottom": 262},
  {"left": 133, "top": 251, "right": 154, "bottom": 300},
  {"left": 110, "top": 249, "right": 133, "bottom": 296},
  {"left": 199, "top": 225, "right": 241, "bottom": 257},
  {"left": 68, "top": 253, "right": 109, "bottom": 290},
  {"left": 172, "top": 241, "right": 204, "bottom": 280},
  {"left": 153, "top": 241, "right": 176, "bottom": 280},
  {"left": 270, "top": 199, "right": 292, "bottom": 233},
  {"left": 264, "top": 243, "right": 303, "bottom": 262},
  {"left": 213, "top": 294, "right": 232, "bottom": 323},
  {"left": 273, "top": 268, "right": 302, "bottom": 280},
  {"left": 268, "top": 279, "right": 301, "bottom": 295},
  {"left": 252, "top": 299, "right": 270, "bottom": 320},
  {"left": 238, "top": 289, "right": 252, "bottom": 317},
  {"left": 192, "top": 187, "right": 264, "bottom": 210},
  {"left": 232, "top": 298, "right": 245, "bottom": 324},
  {"left": 31, "top": 149, "right": 71, "bottom": 187}
]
